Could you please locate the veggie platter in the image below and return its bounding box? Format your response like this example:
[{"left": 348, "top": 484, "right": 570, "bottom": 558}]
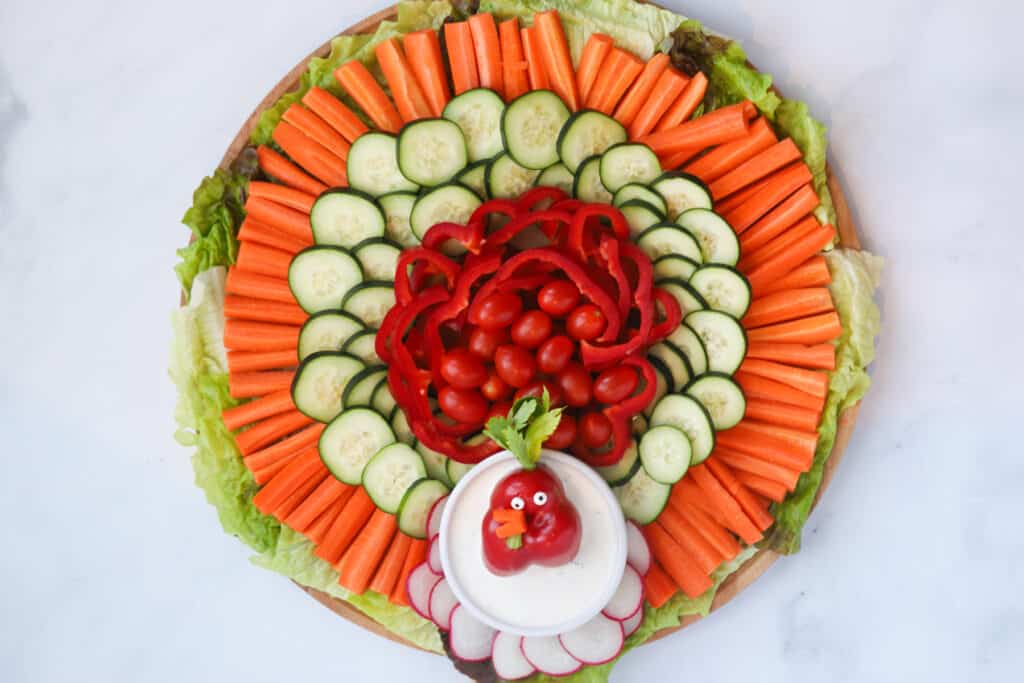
[{"left": 170, "top": 1, "right": 883, "bottom": 680}]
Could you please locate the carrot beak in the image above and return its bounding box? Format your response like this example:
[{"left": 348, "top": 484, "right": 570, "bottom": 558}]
[{"left": 492, "top": 508, "right": 527, "bottom": 539}]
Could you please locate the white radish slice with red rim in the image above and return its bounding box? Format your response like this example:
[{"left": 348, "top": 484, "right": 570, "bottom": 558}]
[
  {"left": 491, "top": 631, "right": 535, "bottom": 680},
  {"left": 559, "top": 613, "right": 625, "bottom": 665},
  {"left": 428, "top": 578, "right": 458, "bottom": 631},
  {"left": 427, "top": 495, "right": 448, "bottom": 539},
  {"left": 406, "top": 562, "right": 442, "bottom": 620},
  {"left": 626, "top": 521, "right": 651, "bottom": 576},
  {"left": 521, "top": 635, "right": 582, "bottom": 677},
  {"left": 448, "top": 605, "right": 496, "bottom": 662},
  {"left": 427, "top": 536, "right": 443, "bottom": 574},
  {"left": 622, "top": 608, "right": 643, "bottom": 638},
  {"left": 602, "top": 564, "right": 644, "bottom": 621}
]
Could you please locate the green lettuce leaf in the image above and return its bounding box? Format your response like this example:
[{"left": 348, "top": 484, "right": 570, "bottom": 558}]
[
  {"left": 764, "top": 249, "right": 883, "bottom": 554},
  {"left": 775, "top": 99, "right": 835, "bottom": 226},
  {"left": 174, "top": 170, "right": 248, "bottom": 298}
]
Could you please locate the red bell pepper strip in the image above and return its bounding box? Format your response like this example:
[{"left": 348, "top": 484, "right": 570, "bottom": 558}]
[
  {"left": 515, "top": 185, "right": 568, "bottom": 211},
  {"left": 394, "top": 247, "right": 461, "bottom": 305},
  {"left": 485, "top": 208, "right": 573, "bottom": 248},
  {"left": 650, "top": 286, "right": 683, "bottom": 342},
  {"left": 422, "top": 221, "right": 485, "bottom": 254},
  {"left": 567, "top": 204, "right": 630, "bottom": 262},
  {"left": 599, "top": 236, "right": 632, "bottom": 321},
  {"left": 580, "top": 242, "right": 654, "bottom": 366}
]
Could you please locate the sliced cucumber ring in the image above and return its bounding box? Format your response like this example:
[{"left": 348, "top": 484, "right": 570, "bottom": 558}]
[
  {"left": 615, "top": 466, "right": 670, "bottom": 525},
  {"left": 676, "top": 208, "right": 740, "bottom": 265},
  {"left": 502, "top": 90, "right": 571, "bottom": 169},
  {"left": 639, "top": 425, "right": 692, "bottom": 484},
  {"left": 651, "top": 172, "right": 712, "bottom": 219},
  {"left": 446, "top": 458, "right": 474, "bottom": 485},
  {"left": 378, "top": 191, "right": 419, "bottom": 248},
  {"left": 535, "top": 162, "right": 575, "bottom": 194},
  {"left": 310, "top": 189, "right": 386, "bottom": 248},
  {"left": 636, "top": 223, "right": 703, "bottom": 264},
  {"left": 397, "top": 118, "right": 468, "bottom": 186},
  {"left": 686, "top": 373, "right": 747, "bottom": 430},
  {"left": 288, "top": 246, "right": 363, "bottom": 314},
  {"left": 455, "top": 160, "right": 489, "bottom": 199},
  {"left": 599, "top": 143, "right": 661, "bottom": 192},
  {"left": 341, "top": 281, "right": 395, "bottom": 329},
  {"left": 390, "top": 406, "right": 416, "bottom": 446},
  {"left": 298, "top": 311, "right": 363, "bottom": 361},
  {"left": 647, "top": 341, "right": 692, "bottom": 392},
  {"left": 410, "top": 183, "right": 483, "bottom": 253},
  {"left": 617, "top": 199, "right": 664, "bottom": 239},
  {"left": 666, "top": 322, "right": 709, "bottom": 376},
  {"left": 557, "top": 109, "right": 627, "bottom": 173},
  {"left": 397, "top": 478, "right": 450, "bottom": 538},
  {"left": 657, "top": 278, "right": 709, "bottom": 318},
  {"left": 486, "top": 153, "right": 541, "bottom": 199},
  {"left": 341, "top": 327, "right": 380, "bottom": 365},
  {"left": 353, "top": 238, "right": 401, "bottom": 282},
  {"left": 415, "top": 441, "right": 452, "bottom": 486},
  {"left": 319, "top": 407, "right": 396, "bottom": 484},
  {"left": 689, "top": 265, "right": 752, "bottom": 318},
  {"left": 341, "top": 365, "right": 387, "bottom": 408},
  {"left": 613, "top": 183, "right": 668, "bottom": 215},
  {"left": 596, "top": 439, "right": 641, "bottom": 486},
  {"left": 371, "top": 378, "right": 397, "bottom": 416},
  {"left": 685, "top": 310, "right": 748, "bottom": 375},
  {"left": 649, "top": 394, "right": 715, "bottom": 465},
  {"left": 291, "top": 352, "right": 365, "bottom": 423},
  {"left": 362, "top": 442, "right": 427, "bottom": 513},
  {"left": 443, "top": 88, "right": 506, "bottom": 162},
  {"left": 653, "top": 254, "right": 700, "bottom": 283},
  {"left": 572, "top": 154, "right": 611, "bottom": 204},
  {"left": 347, "top": 132, "right": 418, "bottom": 196}
]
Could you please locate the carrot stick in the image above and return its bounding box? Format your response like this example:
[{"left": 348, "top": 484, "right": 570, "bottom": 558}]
[
  {"left": 307, "top": 494, "right": 349, "bottom": 544},
  {"left": 677, "top": 503, "right": 741, "bottom": 561},
  {"left": 244, "top": 423, "right": 325, "bottom": 482},
  {"left": 468, "top": 13, "right": 504, "bottom": 99},
  {"left": 222, "top": 388, "right": 295, "bottom": 432},
  {"left": 729, "top": 419, "right": 820, "bottom": 462},
  {"left": 654, "top": 72, "right": 708, "bottom": 132},
  {"left": 723, "top": 162, "right": 813, "bottom": 233},
  {"left": 534, "top": 10, "right": 579, "bottom": 110},
  {"left": 252, "top": 448, "right": 323, "bottom": 515},
  {"left": 671, "top": 477, "right": 728, "bottom": 527},
  {"left": 659, "top": 147, "right": 703, "bottom": 171},
  {"left": 656, "top": 504, "right": 722, "bottom": 573},
  {"left": 234, "top": 409, "right": 312, "bottom": 456},
  {"left": 739, "top": 358, "right": 829, "bottom": 399},
  {"left": 628, "top": 68, "right": 689, "bottom": 139},
  {"left": 237, "top": 218, "right": 309, "bottom": 254},
  {"left": 256, "top": 145, "right": 327, "bottom": 196},
  {"left": 227, "top": 349, "right": 298, "bottom": 374},
  {"left": 739, "top": 184, "right": 819, "bottom": 253},
  {"left": 743, "top": 398, "right": 822, "bottom": 433},
  {"left": 740, "top": 216, "right": 821, "bottom": 272},
  {"left": 712, "top": 446, "right": 802, "bottom": 491},
  {"left": 644, "top": 523, "right": 713, "bottom": 598},
  {"left": 282, "top": 105, "right": 351, "bottom": 161},
  {"left": 224, "top": 319, "right": 300, "bottom": 353},
  {"left": 588, "top": 48, "right": 644, "bottom": 114},
  {"left": 251, "top": 450, "right": 302, "bottom": 487},
  {"left": 743, "top": 287, "right": 834, "bottom": 329},
  {"left": 315, "top": 487, "right": 377, "bottom": 564},
  {"left": 747, "top": 225, "right": 837, "bottom": 294},
  {"left": 614, "top": 53, "right": 670, "bottom": 128},
  {"left": 224, "top": 295, "right": 307, "bottom": 326},
  {"left": 746, "top": 342, "right": 836, "bottom": 371},
  {"left": 391, "top": 538, "right": 429, "bottom": 605},
  {"left": 403, "top": 29, "right": 451, "bottom": 117},
  {"left": 684, "top": 117, "right": 775, "bottom": 182},
  {"left": 301, "top": 87, "right": 370, "bottom": 143},
  {"left": 286, "top": 477, "right": 354, "bottom": 532},
  {"left": 713, "top": 176, "right": 765, "bottom": 216},
  {"left": 244, "top": 195, "right": 314, "bottom": 243},
  {"left": 575, "top": 33, "right": 613, "bottom": 104},
  {"left": 271, "top": 120, "right": 347, "bottom": 187},
  {"left": 499, "top": 18, "right": 529, "bottom": 101},
  {"left": 759, "top": 255, "right": 832, "bottom": 295},
  {"left": 746, "top": 311, "right": 842, "bottom": 346},
  {"left": 734, "top": 371, "right": 824, "bottom": 413},
  {"left": 642, "top": 561, "right": 679, "bottom": 608},
  {"left": 520, "top": 26, "right": 549, "bottom": 91},
  {"left": 734, "top": 470, "right": 788, "bottom": 503},
  {"left": 688, "top": 464, "right": 762, "bottom": 544},
  {"left": 228, "top": 370, "right": 294, "bottom": 399},
  {"left": 714, "top": 423, "right": 814, "bottom": 472},
  {"left": 225, "top": 269, "right": 296, "bottom": 305},
  {"left": 710, "top": 138, "right": 802, "bottom": 200},
  {"left": 705, "top": 459, "right": 775, "bottom": 531},
  {"left": 638, "top": 101, "right": 755, "bottom": 157},
  {"left": 276, "top": 467, "right": 329, "bottom": 520},
  {"left": 334, "top": 60, "right": 404, "bottom": 133},
  {"left": 236, "top": 242, "right": 294, "bottom": 280},
  {"left": 337, "top": 509, "right": 399, "bottom": 594},
  {"left": 375, "top": 38, "right": 432, "bottom": 123},
  {"left": 444, "top": 22, "right": 480, "bottom": 95},
  {"left": 369, "top": 533, "right": 414, "bottom": 596}
]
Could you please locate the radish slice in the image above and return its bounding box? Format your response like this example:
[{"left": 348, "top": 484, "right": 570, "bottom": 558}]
[
  {"left": 521, "top": 636, "right": 582, "bottom": 676},
  {"left": 427, "top": 495, "right": 449, "bottom": 539},
  {"left": 428, "top": 536, "right": 443, "bottom": 574},
  {"left": 603, "top": 564, "right": 644, "bottom": 620},
  {"left": 559, "top": 613, "right": 624, "bottom": 665},
  {"left": 449, "top": 605, "right": 496, "bottom": 662},
  {"left": 626, "top": 521, "right": 651, "bottom": 576},
  {"left": 428, "top": 578, "right": 458, "bottom": 631},
  {"left": 407, "top": 562, "right": 442, "bottom": 620},
  {"left": 491, "top": 631, "right": 535, "bottom": 680},
  {"left": 622, "top": 608, "right": 643, "bottom": 638}
]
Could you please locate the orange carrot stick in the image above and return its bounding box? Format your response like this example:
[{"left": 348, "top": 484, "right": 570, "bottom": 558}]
[
  {"left": 759, "top": 255, "right": 832, "bottom": 295},
  {"left": 235, "top": 242, "right": 294, "bottom": 280},
  {"left": 677, "top": 502, "right": 741, "bottom": 561},
  {"left": 334, "top": 60, "right": 404, "bottom": 133},
  {"left": 256, "top": 145, "right": 328, "bottom": 196},
  {"left": 224, "top": 295, "right": 307, "bottom": 326},
  {"left": 683, "top": 117, "right": 776, "bottom": 182},
  {"left": 575, "top": 33, "right": 613, "bottom": 104},
  {"left": 468, "top": 13, "right": 504, "bottom": 98},
  {"left": 223, "top": 319, "right": 300, "bottom": 353},
  {"left": 307, "top": 494, "right": 349, "bottom": 544},
  {"left": 237, "top": 218, "right": 309, "bottom": 254},
  {"left": 391, "top": 538, "right": 429, "bottom": 605},
  {"left": 745, "top": 342, "right": 836, "bottom": 371},
  {"left": 375, "top": 38, "right": 433, "bottom": 123},
  {"left": 244, "top": 195, "right": 314, "bottom": 243},
  {"left": 370, "top": 533, "right": 414, "bottom": 596},
  {"left": 747, "top": 225, "right": 837, "bottom": 295},
  {"left": 276, "top": 468, "right": 329, "bottom": 520},
  {"left": 734, "top": 470, "right": 788, "bottom": 502},
  {"left": 271, "top": 120, "right": 347, "bottom": 187},
  {"left": 689, "top": 464, "right": 763, "bottom": 544},
  {"left": 445, "top": 22, "right": 480, "bottom": 95},
  {"left": 222, "top": 388, "right": 295, "bottom": 432},
  {"left": 520, "top": 26, "right": 549, "bottom": 91},
  {"left": 301, "top": 87, "right": 370, "bottom": 143},
  {"left": 337, "top": 509, "right": 399, "bottom": 594},
  {"left": 644, "top": 523, "right": 713, "bottom": 598},
  {"left": 712, "top": 446, "right": 802, "bottom": 491},
  {"left": 614, "top": 53, "right": 670, "bottom": 128},
  {"left": 252, "top": 448, "right": 323, "bottom": 515},
  {"left": 225, "top": 269, "right": 296, "bottom": 305},
  {"left": 286, "top": 477, "right": 354, "bottom": 532},
  {"left": 244, "top": 423, "right": 325, "bottom": 482},
  {"left": 659, "top": 147, "right": 703, "bottom": 171},
  {"left": 743, "top": 288, "right": 835, "bottom": 329},
  {"left": 734, "top": 371, "right": 824, "bottom": 413},
  {"left": 534, "top": 10, "right": 579, "bottom": 110},
  {"left": 638, "top": 101, "right": 755, "bottom": 157},
  {"left": 588, "top": 48, "right": 644, "bottom": 114},
  {"left": 739, "top": 184, "right": 820, "bottom": 253},
  {"left": 628, "top": 68, "right": 689, "bottom": 139},
  {"left": 739, "top": 358, "right": 829, "bottom": 398},
  {"left": 251, "top": 451, "right": 301, "bottom": 487},
  {"left": 233, "top": 409, "right": 312, "bottom": 456},
  {"left": 715, "top": 423, "right": 814, "bottom": 472},
  {"left": 654, "top": 72, "right": 708, "bottom": 132},
  {"left": 705, "top": 459, "right": 775, "bottom": 531},
  {"left": 227, "top": 349, "right": 298, "bottom": 374},
  {"left": 228, "top": 370, "right": 294, "bottom": 399},
  {"left": 403, "top": 29, "right": 451, "bottom": 117},
  {"left": 740, "top": 216, "right": 821, "bottom": 273},
  {"left": 671, "top": 477, "right": 729, "bottom": 527},
  {"left": 742, "top": 397, "right": 822, "bottom": 433},
  {"left": 730, "top": 419, "right": 820, "bottom": 461},
  {"left": 499, "top": 18, "right": 529, "bottom": 101},
  {"left": 710, "top": 138, "right": 802, "bottom": 199},
  {"left": 315, "top": 487, "right": 377, "bottom": 565},
  {"left": 723, "top": 162, "right": 814, "bottom": 233},
  {"left": 642, "top": 561, "right": 679, "bottom": 608},
  {"left": 282, "top": 105, "right": 352, "bottom": 161},
  {"left": 657, "top": 504, "right": 722, "bottom": 573}
]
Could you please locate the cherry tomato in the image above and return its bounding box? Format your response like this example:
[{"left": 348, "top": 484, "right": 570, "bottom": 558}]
[
  {"left": 566, "top": 304, "right": 607, "bottom": 341},
  {"left": 510, "top": 310, "right": 553, "bottom": 349},
  {"left": 487, "top": 400, "right": 513, "bottom": 421},
  {"left": 514, "top": 380, "right": 562, "bottom": 406},
  {"left": 536, "top": 335, "right": 575, "bottom": 375},
  {"left": 467, "top": 326, "right": 508, "bottom": 360},
  {"left": 579, "top": 411, "right": 612, "bottom": 448},
  {"left": 439, "top": 349, "right": 488, "bottom": 389},
  {"left": 537, "top": 280, "right": 580, "bottom": 317},
  {"left": 481, "top": 371, "right": 511, "bottom": 402},
  {"left": 556, "top": 362, "right": 593, "bottom": 407},
  {"left": 471, "top": 292, "right": 523, "bottom": 331},
  {"left": 544, "top": 414, "right": 577, "bottom": 450},
  {"left": 494, "top": 344, "right": 537, "bottom": 388},
  {"left": 438, "top": 386, "right": 489, "bottom": 424},
  {"left": 592, "top": 365, "right": 640, "bottom": 404}
]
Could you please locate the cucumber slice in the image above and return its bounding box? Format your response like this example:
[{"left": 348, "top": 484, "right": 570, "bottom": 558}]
[
  {"left": 689, "top": 265, "right": 752, "bottom": 318},
  {"left": 636, "top": 223, "right": 703, "bottom": 263},
  {"left": 657, "top": 278, "right": 708, "bottom": 317},
  {"left": 651, "top": 172, "right": 712, "bottom": 219},
  {"left": 535, "top": 162, "right": 575, "bottom": 194},
  {"left": 288, "top": 246, "right": 363, "bottom": 314},
  {"left": 613, "top": 183, "right": 667, "bottom": 215},
  {"left": 409, "top": 183, "right": 483, "bottom": 252},
  {"left": 415, "top": 441, "right": 452, "bottom": 486},
  {"left": 666, "top": 323, "right": 709, "bottom": 376},
  {"left": 557, "top": 110, "right": 627, "bottom": 173},
  {"left": 599, "top": 143, "right": 660, "bottom": 192},
  {"left": 353, "top": 238, "right": 401, "bottom": 282},
  {"left": 341, "top": 328, "right": 380, "bottom": 365},
  {"left": 291, "top": 352, "right": 365, "bottom": 423},
  {"left": 615, "top": 466, "right": 670, "bottom": 525},
  {"left": 446, "top": 458, "right": 474, "bottom": 485},
  {"left": 617, "top": 199, "right": 664, "bottom": 239},
  {"left": 378, "top": 191, "right": 419, "bottom": 248},
  {"left": 642, "top": 354, "right": 672, "bottom": 418},
  {"left": 341, "top": 281, "right": 395, "bottom": 329},
  {"left": 685, "top": 310, "right": 747, "bottom": 375},
  {"left": 397, "top": 118, "right": 468, "bottom": 186},
  {"left": 596, "top": 439, "right": 641, "bottom": 486},
  {"left": 443, "top": 88, "right": 506, "bottom": 162},
  {"left": 649, "top": 394, "right": 715, "bottom": 465},
  {"left": 647, "top": 342, "right": 692, "bottom": 392},
  {"left": 486, "top": 153, "right": 541, "bottom": 199},
  {"left": 639, "top": 425, "right": 692, "bottom": 484},
  {"left": 686, "top": 373, "right": 747, "bottom": 430},
  {"left": 347, "top": 132, "right": 418, "bottom": 196},
  {"left": 390, "top": 406, "right": 416, "bottom": 445},
  {"left": 319, "top": 407, "right": 396, "bottom": 484},
  {"left": 676, "top": 208, "right": 740, "bottom": 265},
  {"left": 362, "top": 442, "right": 427, "bottom": 513},
  {"left": 310, "top": 189, "right": 386, "bottom": 248},
  {"left": 298, "top": 311, "right": 363, "bottom": 361},
  {"left": 653, "top": 254, "right": 699, "bottom": 283},
  {"left": 456, "top": 160, "right": 489, "bottom": 199},
  {"left": 371, "top": 378, "right": 397, "bottom": 416},
  {"left": 341, "top": 365, "right": 387, "bottom": 408},
  {"left": 397, "top": 478, "right": 451, "bottom": 538},
  {"left": 502, "top": 90, "right": 571, "bottom": 169},
  {"left": 572, "top": 154, "right": 611, "bottom": 203}
]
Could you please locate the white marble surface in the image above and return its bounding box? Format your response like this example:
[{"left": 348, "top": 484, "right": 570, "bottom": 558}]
[{"left": 1, "top": 0, "right": 1022, "bottom": 680}]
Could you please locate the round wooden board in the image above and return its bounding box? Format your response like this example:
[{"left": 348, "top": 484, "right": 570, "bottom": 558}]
[{"left": 214, "top": 2, "right": 864, "bottom": 659}]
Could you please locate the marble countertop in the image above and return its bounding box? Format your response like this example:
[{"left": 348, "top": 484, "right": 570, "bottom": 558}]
[{"left": 1, "top": 0, "right": 1021, "bottom": 680}]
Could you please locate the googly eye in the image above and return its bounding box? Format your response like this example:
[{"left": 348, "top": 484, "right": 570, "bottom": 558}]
[
  {"left": 533, "top": 492, "right": 548, "bottom": 506},
  {"left": 510, "top": 496, "right": 525, "bottom": 510}
]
